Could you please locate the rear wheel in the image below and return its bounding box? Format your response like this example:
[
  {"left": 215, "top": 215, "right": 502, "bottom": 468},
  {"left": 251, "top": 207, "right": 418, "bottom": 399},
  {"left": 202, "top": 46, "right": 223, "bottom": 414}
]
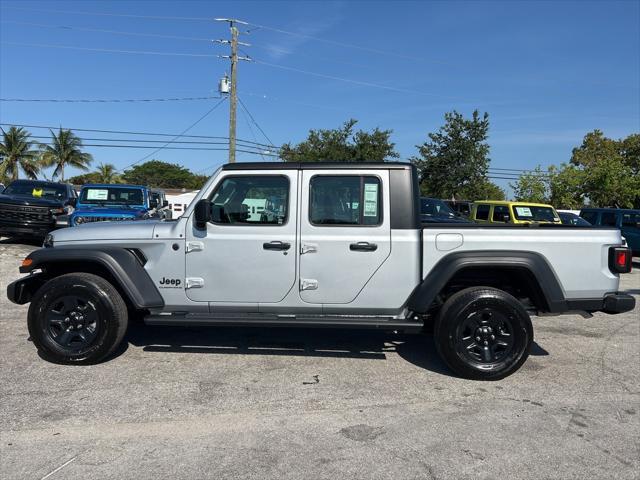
[
  {"left": 434, "top": 287, "right": 533, "bottom": 380},
  {"left": 28, "top": 273, "right": 128, "bottom": 364}
]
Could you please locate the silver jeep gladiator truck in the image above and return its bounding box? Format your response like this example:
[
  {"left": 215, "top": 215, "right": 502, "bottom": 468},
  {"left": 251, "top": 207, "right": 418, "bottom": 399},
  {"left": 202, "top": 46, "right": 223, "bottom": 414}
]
[{"left": 7, "top": 162, "right": 635, "bottom": 379}]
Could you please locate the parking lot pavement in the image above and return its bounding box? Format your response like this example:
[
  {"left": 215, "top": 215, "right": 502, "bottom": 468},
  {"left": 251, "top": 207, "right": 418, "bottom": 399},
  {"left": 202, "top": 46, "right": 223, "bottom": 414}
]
[{"left": 0, "top": 240, "right": 638, "bottom": 480}]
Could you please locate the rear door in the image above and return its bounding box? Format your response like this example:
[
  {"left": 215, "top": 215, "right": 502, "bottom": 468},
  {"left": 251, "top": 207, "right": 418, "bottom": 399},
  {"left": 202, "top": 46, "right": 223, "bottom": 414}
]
[
  {"left": 185, "top": 170, "right": 298, "bottom": 304},
  {"left": 298, "top": 170, "right": 391, "bottom": 304}
]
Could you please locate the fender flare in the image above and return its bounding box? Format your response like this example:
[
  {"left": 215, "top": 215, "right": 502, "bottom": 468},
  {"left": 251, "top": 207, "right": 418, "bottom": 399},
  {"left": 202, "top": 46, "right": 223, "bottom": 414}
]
[
  {"left": 407, "top": 250, "right": 567, "bottom": 313},
  {"left": 14, "top": 246, "right": 164, "bottom": 309}
]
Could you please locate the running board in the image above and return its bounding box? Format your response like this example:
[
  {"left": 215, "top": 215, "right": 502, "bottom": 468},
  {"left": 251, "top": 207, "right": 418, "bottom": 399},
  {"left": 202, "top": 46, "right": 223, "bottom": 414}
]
[{"left": 144, "top": 313, "right": 423, "bottom": 332}]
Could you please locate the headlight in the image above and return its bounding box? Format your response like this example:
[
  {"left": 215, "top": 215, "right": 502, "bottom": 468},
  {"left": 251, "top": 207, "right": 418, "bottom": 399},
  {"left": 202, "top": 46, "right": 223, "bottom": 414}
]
[
  {"left": 75, "top": 216, "right": 85, "bottom": 224},
  {"left": 43, "top": 234, "right": 54, "bottom": 248}
]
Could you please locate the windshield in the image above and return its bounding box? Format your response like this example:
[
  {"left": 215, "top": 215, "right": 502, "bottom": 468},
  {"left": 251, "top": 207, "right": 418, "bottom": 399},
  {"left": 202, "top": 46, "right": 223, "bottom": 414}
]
[
  {"left": 3, "top": 181, "right": 67, "bottom": 200},
  {"left": 420, "top": 198, "right": 456, "bottom": 217},
  {"left": 512, "top": 205, "right": 559, "bottom": 222},
  {"left": 80, "top": 186, "right": 145, "bottom": 206}
]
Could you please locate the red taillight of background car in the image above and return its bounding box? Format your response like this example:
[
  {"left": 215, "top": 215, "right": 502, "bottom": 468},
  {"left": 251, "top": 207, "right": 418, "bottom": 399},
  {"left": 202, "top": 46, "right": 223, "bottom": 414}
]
[{"left": 609, "top": 247, "right": 632, "bottom": 274}]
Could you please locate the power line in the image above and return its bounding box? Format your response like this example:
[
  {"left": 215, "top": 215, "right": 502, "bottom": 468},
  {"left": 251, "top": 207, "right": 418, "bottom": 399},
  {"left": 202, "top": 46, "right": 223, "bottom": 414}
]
[
  {"left": 33, "top": 142, "right": 275, "bottom": 155},
  {"left": 118, "top": 96, "right": 227, "bottom": 171},
  {"left": 237, "top": 97, "right": 277, "bottom": 150},
  {"left": 245, "top": 21, "right": 441, "bottom": 64},
  {"left": 25, "top": 135, "right": 272, "bottom": 150},
  {"left": 2, "top": 42, "right": 465, "bottom": 100},
  {"left": 0, "top": 123, "right": 277, "bottom": 149},
  {"left": 238, "top": 104, "right": 266, "bottom": 161},
  {"left": 1, "top": 41, "right": 217, "bottom": 57},
  {"left": 253, "top": 60, "right": 461, "bottom": 99},
  {"left": 0, "top": 7, "right": 446, "bottom": 64},
  {"left": 1, "top": 96, "right": 220, "bottom": 103},
  {"left": 0, "top": 6, "right": 210, "bottom": 21},
  {"left": 0, "top": 20, "right": 212, "bottom": 41}
]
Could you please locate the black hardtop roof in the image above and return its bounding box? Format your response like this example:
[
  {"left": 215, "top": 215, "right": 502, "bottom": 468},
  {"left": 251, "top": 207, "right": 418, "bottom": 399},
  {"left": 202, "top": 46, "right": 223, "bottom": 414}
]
[
  {"left": 582, "top": 207, "right": 640, "bottom": 213},
  {"left": 221, "top": 161, "right": 413, "bottom": 171},
  {"left": 7, "top": 179, "right": 71, "bottom": 187}
]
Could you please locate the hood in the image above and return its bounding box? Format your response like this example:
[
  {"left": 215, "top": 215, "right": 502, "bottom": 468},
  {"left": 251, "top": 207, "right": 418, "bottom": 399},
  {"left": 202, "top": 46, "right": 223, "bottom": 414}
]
[
  {"left": 51, "top": 220, "right": 159, "bottom": 242},
  {"left": 0, "top": 193, "right": 65, "bottom": 208},
  {"left": 421, "top": 214, "right": 472, "bottom": 224},
  {"left": 72, "top": 206, "right": 147, "bottom": 217}
]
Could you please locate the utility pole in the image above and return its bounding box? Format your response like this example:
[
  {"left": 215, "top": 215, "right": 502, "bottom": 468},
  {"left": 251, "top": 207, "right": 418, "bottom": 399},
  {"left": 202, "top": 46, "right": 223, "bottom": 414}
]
[{"left": 215, "top": 18, "right": 251, "bottom": 163}]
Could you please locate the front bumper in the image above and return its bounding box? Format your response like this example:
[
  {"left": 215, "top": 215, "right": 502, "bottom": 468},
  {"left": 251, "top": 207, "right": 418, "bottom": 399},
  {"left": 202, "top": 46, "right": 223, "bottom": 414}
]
[
  {"left": 6, "top": 273, "right": 46, "bottom": 305},
  {"left": 0, "top": 223, "right": 53, "bottom": 238}
]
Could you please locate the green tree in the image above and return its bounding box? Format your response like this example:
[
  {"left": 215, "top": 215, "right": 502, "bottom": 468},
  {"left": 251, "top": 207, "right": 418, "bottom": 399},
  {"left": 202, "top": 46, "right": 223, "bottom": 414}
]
[
  {"left": 411, "top": 110, "right": 491, "bottom": 199},
  {"left": 510, "top": 166, "right": 549, "bottom": 203},
  {"left": 93, "top": 163, "right": 121, "bottom": 183},
  {"left": 548, "top": 164, "right": 585, "bottom": 209},
  {"left": 280, "top": 119, "right": 398, "bottom": 163},
  {"left": 67, "top": 172, "right": 102, "bottom": 185},
  {"left": 473, "top": 179, "right": 506, "bottom": 201},
  {"left": 570, "top": 130, "right": 639, "bottom": 208},
  {"left": 40, "top": 128, "right": 93, "bottom": 182},
  {"left": 122, "top": 160, "right": 203, "bottom": 189},
  {"left": 0, "top": 126, "right": 40, "bottom": 181}
]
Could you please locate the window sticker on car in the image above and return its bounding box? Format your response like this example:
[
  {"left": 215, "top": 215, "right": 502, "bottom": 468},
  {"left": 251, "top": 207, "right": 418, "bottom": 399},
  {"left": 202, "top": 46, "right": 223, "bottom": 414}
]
[
  {"left": 32, "top": 188, "right": 43, "bottom": 197},
  {"left": 363, "top": 183, "right": 378, "bottom": 217},
  {"left": 86, "top": 189, "right": 109, "bottom": 200},
  {"left": 515, "top": 207, "right": 533, "bottom": 217}
]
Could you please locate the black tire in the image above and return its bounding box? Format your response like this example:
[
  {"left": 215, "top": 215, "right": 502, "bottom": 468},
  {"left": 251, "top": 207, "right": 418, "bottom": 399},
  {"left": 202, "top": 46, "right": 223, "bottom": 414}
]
[
  {"left": 27, "top": 273, "right": 128, "bottom": 365},
  {"left": 434, "top": 287, "right": 533, "bottom": 380}
]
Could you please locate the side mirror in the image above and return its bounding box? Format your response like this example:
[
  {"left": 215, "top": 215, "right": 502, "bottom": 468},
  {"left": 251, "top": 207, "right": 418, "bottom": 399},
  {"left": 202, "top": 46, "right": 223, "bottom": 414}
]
[
  {"left": 194, "top": 199, "right": 211, "bottom": 229},
  {"left": 162, "top": 199, "right": 169, "bottom": 208},
  {"left": 149, "top": 198, "right": 158, "bottom": 209}
]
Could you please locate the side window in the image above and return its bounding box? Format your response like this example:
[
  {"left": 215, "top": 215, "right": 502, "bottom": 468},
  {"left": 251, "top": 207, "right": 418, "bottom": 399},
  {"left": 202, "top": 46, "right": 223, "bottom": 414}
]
[
  {"left": 622, "top": 213, "right": 640, "bottom": 228},
  {"left": 580, "top": 211, "right": 598, "bottom": 224},
  {"left": 476, "top": 204, "right": 490, "bottom": 221},
  {"left": 602, "top": 212, "right": 617, "bottom": 226},
  {"left": 209, "top": 175, "right": 289, "bottom": 225},
  {"left": 310, "top": 176, "right": 381, "bottom": 226},
  {"left": 492, "top": 205, "right": 510, "bottom": 222}
]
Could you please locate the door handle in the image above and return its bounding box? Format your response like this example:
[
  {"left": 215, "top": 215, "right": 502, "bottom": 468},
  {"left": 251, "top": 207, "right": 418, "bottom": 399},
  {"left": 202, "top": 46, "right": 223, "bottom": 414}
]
[
  {"left": 263, "top": 241, "right": 291, "bottom": 251},
  {"left": 350, "top": 242, "right": 378, "bottom": 252}
]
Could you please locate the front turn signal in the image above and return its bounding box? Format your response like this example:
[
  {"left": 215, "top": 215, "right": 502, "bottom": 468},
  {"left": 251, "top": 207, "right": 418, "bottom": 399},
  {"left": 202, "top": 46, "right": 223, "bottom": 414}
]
[{"left": 21, "top": 258, "right": 33, "bottom": 268}]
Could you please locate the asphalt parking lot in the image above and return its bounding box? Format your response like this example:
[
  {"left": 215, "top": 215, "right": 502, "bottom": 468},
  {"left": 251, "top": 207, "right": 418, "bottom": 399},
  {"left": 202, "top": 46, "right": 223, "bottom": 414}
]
[{"left": 0, "top": 239, "right": 638, "bottom": 480}]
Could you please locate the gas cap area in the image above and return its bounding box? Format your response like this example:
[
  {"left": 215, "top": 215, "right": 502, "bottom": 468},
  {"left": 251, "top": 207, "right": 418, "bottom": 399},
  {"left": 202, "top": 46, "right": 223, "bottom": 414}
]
[{"left": 436, "top": 233, "right": 464, "bottom": 251}]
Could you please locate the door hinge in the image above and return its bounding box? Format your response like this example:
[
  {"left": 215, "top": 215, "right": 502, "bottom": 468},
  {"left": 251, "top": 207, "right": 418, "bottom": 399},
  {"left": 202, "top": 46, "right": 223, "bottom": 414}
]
[
  {"left": 300, "top": 278, "right": 318, "bottom": 291},
  {"left": 185, "top": 277, "right": 205, "bottom": 289},
  {"left": 301, "top": 243, "right": 317, "bottom": 254},
  {"left": 186, "top": 241, "right": 204, "bottom": 253}
]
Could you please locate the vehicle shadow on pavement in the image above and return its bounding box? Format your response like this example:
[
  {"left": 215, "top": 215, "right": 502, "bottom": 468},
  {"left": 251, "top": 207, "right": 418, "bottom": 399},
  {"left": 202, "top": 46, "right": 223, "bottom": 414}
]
[{"left": 120, "top": 323, "right": 549, "bottom": 378}]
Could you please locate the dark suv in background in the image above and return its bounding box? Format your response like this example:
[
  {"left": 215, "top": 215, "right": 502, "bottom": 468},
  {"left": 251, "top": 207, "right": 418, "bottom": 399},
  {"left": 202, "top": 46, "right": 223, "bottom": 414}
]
[
  {"left": 0, "top": 180, "right": 77, "bottom": 240},
  {"left": 580, "top": 208, "right": 640, "bottom": 255}
]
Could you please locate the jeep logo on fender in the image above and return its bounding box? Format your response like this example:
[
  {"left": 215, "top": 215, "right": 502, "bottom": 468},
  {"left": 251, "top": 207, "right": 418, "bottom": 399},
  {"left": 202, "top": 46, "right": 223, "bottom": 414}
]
[{"left": 159, "top": 277, "right": 182, "bottom": 288}]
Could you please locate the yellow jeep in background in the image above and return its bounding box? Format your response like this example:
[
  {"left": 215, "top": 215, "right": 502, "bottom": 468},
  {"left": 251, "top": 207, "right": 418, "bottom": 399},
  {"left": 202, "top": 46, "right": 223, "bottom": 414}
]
[{"left": 470, "top": 201, "right": 562, "bottom": 224}]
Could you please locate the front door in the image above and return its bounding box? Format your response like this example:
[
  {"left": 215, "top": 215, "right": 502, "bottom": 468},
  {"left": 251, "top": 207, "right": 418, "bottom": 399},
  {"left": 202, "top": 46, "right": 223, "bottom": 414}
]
[
  {"left": 299, "top": 170, "right": 391, "bottom": 304},
  {"left": 185, "top": 170, "right": 298, "bottom": 304}
]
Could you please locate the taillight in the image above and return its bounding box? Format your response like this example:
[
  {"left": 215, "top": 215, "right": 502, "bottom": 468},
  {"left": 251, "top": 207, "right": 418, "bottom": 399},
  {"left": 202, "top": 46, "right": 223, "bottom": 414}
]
[{"left": 609, "top": 247, "right": 632, "bottom": 274}]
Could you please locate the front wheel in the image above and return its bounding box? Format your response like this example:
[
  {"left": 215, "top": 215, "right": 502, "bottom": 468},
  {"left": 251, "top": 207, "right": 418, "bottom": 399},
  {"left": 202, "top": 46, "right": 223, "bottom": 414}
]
[
  {"left": 27, "top": 273, "right": 129, "bottom": 365},
  {"left": 434, "top": 287, "right": 533, "bottom": 380}
]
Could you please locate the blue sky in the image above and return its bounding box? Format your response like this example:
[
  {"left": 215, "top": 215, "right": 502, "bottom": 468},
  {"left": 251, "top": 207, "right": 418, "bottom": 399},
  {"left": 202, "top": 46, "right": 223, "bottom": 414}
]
[{"left": 0, "top": 0, "right": 638, "bottom": 192}]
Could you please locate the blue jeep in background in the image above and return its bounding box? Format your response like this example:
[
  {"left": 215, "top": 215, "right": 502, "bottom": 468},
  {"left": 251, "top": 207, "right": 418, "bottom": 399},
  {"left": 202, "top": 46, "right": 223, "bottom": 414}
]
[
  {"left": 70, "top": 184, "right": 158, "bottom": 226},
  {"left": 580, "top": 208, "right": 640, "bottom": 255}
]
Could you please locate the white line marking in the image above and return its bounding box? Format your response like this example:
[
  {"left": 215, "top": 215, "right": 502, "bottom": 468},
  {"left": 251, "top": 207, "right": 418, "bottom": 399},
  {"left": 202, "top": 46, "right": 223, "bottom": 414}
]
[{"left": 39, "top": 456, "right": 77, "bottom": 480}]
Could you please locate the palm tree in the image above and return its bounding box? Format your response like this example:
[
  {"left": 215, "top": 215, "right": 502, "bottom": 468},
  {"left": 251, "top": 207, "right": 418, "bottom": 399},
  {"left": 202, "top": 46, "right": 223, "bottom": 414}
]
[
  {"left": 0, "top": 126, "right": 40, "bottom": 180},
  {"left": 95, "top": 163, "right": 121, "bottom": 183},
  {"left": 40, "top": 128, "right": 93, "bottom": 182}
]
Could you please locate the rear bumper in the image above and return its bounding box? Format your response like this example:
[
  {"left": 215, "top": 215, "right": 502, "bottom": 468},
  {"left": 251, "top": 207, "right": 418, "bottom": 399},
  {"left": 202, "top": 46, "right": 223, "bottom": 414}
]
[
  {"left": 566, "top": 293, "right": 636, "bottom": 314},
  {"left": 603, "top": 293, "right": 636, "bottom": 314}
]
